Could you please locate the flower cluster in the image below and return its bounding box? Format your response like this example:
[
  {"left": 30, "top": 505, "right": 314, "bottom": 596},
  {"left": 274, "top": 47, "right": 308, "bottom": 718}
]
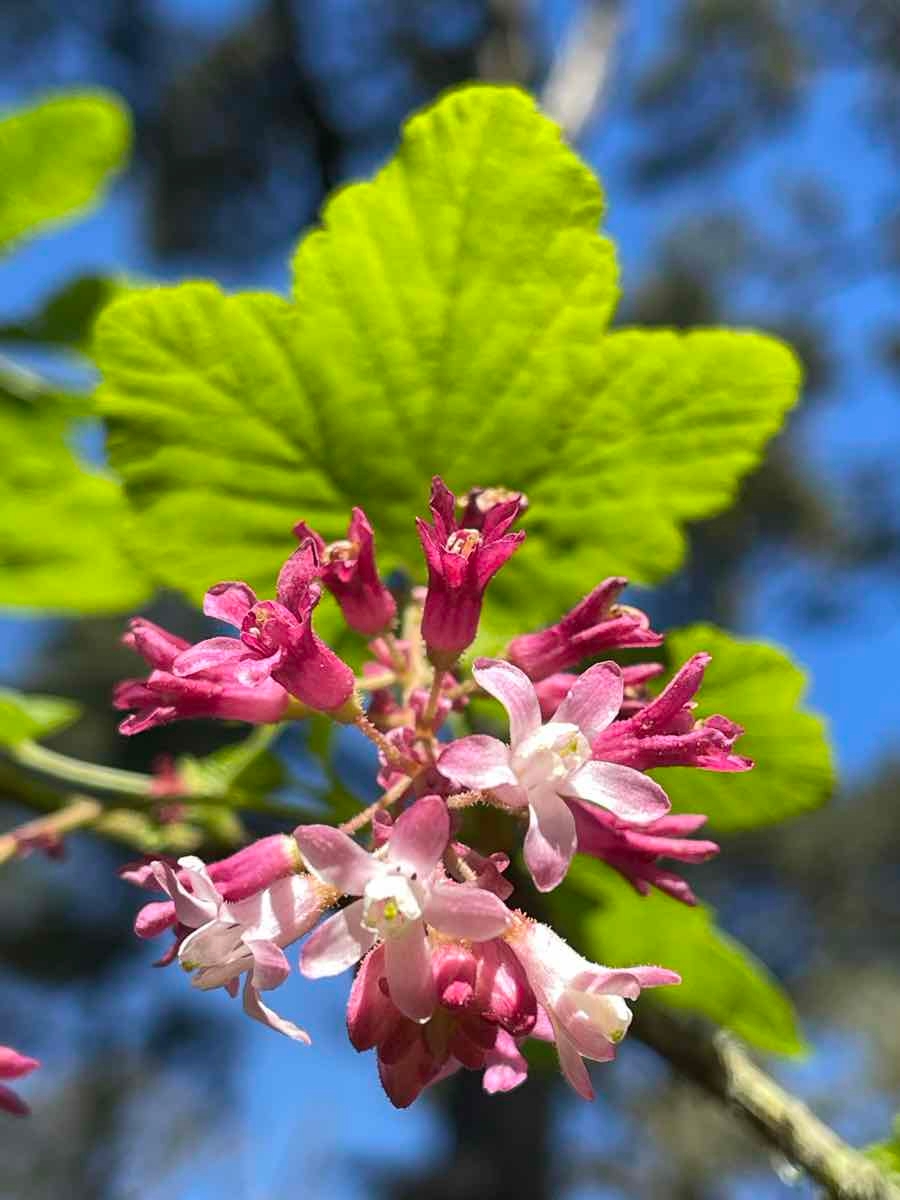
[{"left": 117, "top": 478, "right": 751, "bottom": 1108}]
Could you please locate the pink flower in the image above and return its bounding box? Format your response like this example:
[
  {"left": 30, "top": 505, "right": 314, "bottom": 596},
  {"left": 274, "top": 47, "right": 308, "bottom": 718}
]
[
  {"left": 297, "top": 796, "right": 513, "bottom": 1022},
  {"left": 508, "top": 578, "right": 662, "bottom": 681},
  {"left": 458, "top": 485, "right": 529, "bottom": 530},
  {"left": 570, "top": 806, "right": 719, "bottom": 904},
  {"left": 507, "top": 920, "right": 679, "bottom": 1099},
  {"left": 0, "top": 1047, "right": 40, "bottom": 1117},
  {"left": 115, "top": 617, "right": 291, "bottom": 735},
  {"left": 439, "top": 659, "right": 670, "bottom": 892},
  {"left": 347, "top": 937, "right": 536, "bottom": 1108},
  {"left": 137, "top": 855, "right": 329, "bottom": 1042},
  {"left": 416, "top": 477, "right": 525, "bottom": 666},
  {"left": 171, "top": 542, "right": 358, "bottom": 718},
  {"left": 591, "top": 653, "right": 752, "bottom": 772},
  {"left": 294, "top": 507, "right": 397, "bottom": 636},
  {"left": 534, "top": 664, "right": 664, "bottom": 722}
]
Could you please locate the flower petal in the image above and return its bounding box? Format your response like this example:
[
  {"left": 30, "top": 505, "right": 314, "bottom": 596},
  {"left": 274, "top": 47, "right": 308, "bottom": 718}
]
[
  {"left": 482, "top": 1029, "right": 529, "bottom": 1095},
  {"left": 387, "top": 795, "right": 450, "bottom": 878},
  {"left": 384, "top": 919, "right": 436, "bottom": 1023},
  {"left": 150, "top": 860, "right": 219, "bottom": 928},
  {"left": 171, "top": 636, "right": 249, "bottom": 678},
  {"left": 300, "top": 899, "right": 374, "bottom": 977},
  {"left": 204, "top": 581, "right": 257, "bottom": 627},
  {"left": 246, "top": 939, "right": 291, "bottom": 991},
  {"left": 552, "top": 661, "right": 623, "bottom": 741},
  {"left": 565, "top": 761, "right": 670, "bottom": 825},
  {"left": 423, "top": 882, "right": 512, "bottom": 941},
  {"left": 472, "top": 658, "right": 541, "bottom": 747},
  {"left": 0, "top": 1049, "right": 39, "bottom": 1081},
  {"left": 524, "top": 789, "right": 577, "bottom": 893},
  {"left": 242, "top": 978, "right": 310, "bottom": 1044},
  {"left": 294, "top": 825, "right": 378, "bottom": 895},
  {"left": 552, "top": 1018, "right": 595, "bottom": 1100},
  {"left": 438, "top": 735, "right": 516, "bottom": 790}
]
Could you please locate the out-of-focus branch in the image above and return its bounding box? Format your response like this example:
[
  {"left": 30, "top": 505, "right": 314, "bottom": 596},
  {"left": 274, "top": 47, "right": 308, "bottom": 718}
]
[
  {"left": 633, "top": 1004, "right": 900, "bottom": 1200},
  {"left": 541, "top": 0, "right": 624, "bottom": 141}
]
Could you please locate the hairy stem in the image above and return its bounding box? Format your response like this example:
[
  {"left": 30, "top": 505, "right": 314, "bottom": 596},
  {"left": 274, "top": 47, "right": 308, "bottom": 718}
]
[
  {"left": 339, "top": 777, "right": 412, "bottom": 836},
  {"left": 632, "top": 1004, "right": 900, "bottom": 1200}
]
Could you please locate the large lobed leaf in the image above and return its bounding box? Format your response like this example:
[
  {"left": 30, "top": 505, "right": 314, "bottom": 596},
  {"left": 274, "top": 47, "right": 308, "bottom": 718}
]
[
  {"left": 0, "top": 91, "right": 131, "bottom": 253},
  {"left": 96, "top": 86, "right": 800, "bottom": 631},
  {"left": 654, "top": 624, "right": 835, "bottom": 830},
  {"left": 561, "top": 859, "right": 805, "bottom": 1056}
]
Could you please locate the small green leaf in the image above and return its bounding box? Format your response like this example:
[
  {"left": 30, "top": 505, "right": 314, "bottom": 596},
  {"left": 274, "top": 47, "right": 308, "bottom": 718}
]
[
  {"left": 0, "top": 91, "right": 131, "bottom": 252},
  {"left": 865, "top": 1116, "right": 900, "bottom": 1179},
  {"left": 96, "top": 86, "right": 800, "bottom": 630},
  {"left": 0, "top": 392, "right": 151, "bottom": 613},
  {"left": 0, "top": 688, "right": 81, "bottom": 748},
  {"left": 653, "top": 624, "right": 835, "bottom": 830},
  {"left": 0, "top": 273, "right": 128, "bottom": 354},
  {"left": 562, "top": 858, "right": 805, "bottom": 1056}
]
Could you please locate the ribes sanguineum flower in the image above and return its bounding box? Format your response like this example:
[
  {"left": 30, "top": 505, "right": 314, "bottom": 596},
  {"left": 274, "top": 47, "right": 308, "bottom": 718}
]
[
  {"left": 115, "top": 617, "right": 291, "bottom": 735},
  {"left": 348, "top": 937, "right": 536, "bottom": 1107},
  {"left": 439, "top": 659, "right": 670, "bottom": 892},
  {"left": 570, "top": 806, "right": 719, "bottom": 905},
  {"left": 296, "top": 796, "right": 513, "bottom": 1021},
  {"left": 416, "top": 477, "right": 525, "bottom": 667},
  {"left": 134, "top": 855, "right": 331, "bottom": 1042},
  {"left": 591, "top": 653, "right": 752, "bottom": 772},
  {"left": 508, "top": 577, "right": 662, "bottom": 681},
  {"left": 294, "top": 507, "right": 397, "bottom": 636},
  {"left": 0, "top": 1047, "right": 40, "bottom": 1117},
  {"left": 170, "top": 541, "right": 358, "bottom": 719},
  {"left": 506, "top": 919, "right": 680, "bottom": 1100}
]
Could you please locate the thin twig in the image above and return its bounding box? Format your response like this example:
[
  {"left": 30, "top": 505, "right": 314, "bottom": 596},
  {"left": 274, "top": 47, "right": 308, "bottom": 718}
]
[
  {"left": 633, "top": 1005, "right": 900, "bottom": 1200},
  {"left": 338, "top": 777, "right": 412, "bottom": 837}
]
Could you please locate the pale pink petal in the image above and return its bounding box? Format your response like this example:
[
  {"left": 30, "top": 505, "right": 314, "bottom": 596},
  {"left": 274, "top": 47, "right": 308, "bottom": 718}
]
[
  {"left": 472, "top": 658, "right": 541, "bottom": 747},
  {"left": 246, "top": 939, "right": 291, "bottom": 991},
  {"left": 150, "top": 861, "right": 218, "bottom": 927},
  {"left": 294, "top": 825, "right": 378, "bottom": 894},
  {"left": 553, "top": 1019, "right": 595, "bottom": 1100},
  {"left": 384, "top": 919, "right": 436, "bottom": 1023},
  {"left": 242, "top": 978, "right": 310, "bottom": 1044},
  {"left": 423, "top": 882, "right": 512, "bottom": 941},
  {"left": 482, "top": 1030, "right": 529, "bottom": 1094},
  {"left": 552, "top": 662, "right": 624, "bottom": 741},
  {"left": 387, "top": 795, "right": 450, "bottom": 877},
  {"left": 171, "top": 636, "right": 249, "bottom": 677},
  {"left": 524, "top": 789, "right": 577, "bottom": 893},
  {"left": 179, "top": 920, "right": 244, "bottom": 968},
  {"left": 300, "top": 899, "right": 374, "bottom": 977},
  {"left": 204, "top": 582, "right": 257, "bottom": 627},
  {"left": 564, "top": 761, "right": 670, "bottom": 825},
  {"left": 234, "top": 649, "right": 284, "bottom": 686},
  {"left": 628, "top": 965, "right": 681, "bottom": 988},
  {"left": 438, "top": 735, "right": 516, "bottom": 790},
  {"left": 571, "top": 968, "right": 641, "bottom": 1001}
]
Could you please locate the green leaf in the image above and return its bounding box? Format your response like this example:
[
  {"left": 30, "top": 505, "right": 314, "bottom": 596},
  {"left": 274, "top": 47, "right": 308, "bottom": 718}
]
[
  {"left": 865, "top": 1116, "right": 900, "bottom": 1180},
  {"left": 0, "top": 688, "right": 81, "bottom": 748},
  {"left": 653, "top": 624, "right": 835, "bottom": 830},
  {"left": 0, "top": 91, "right": 131, "bottom": 252},
  {"left": 0, "top": 392, "right": 151, "bottom": 613},
  {"left": 562, "top": 858, "right": 805, "bottom": 1056},
  {"left": 96, "top": 86, "right": 799, "bottom": 630},
  {"left": 0, "top": 273, "right": 128, "bottom": 354}
]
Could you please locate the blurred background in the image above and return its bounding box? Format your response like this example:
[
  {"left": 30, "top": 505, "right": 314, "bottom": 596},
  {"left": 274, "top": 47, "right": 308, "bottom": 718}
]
[{"left": 0, "top": 1, "right": 898, "bottom": 1197}]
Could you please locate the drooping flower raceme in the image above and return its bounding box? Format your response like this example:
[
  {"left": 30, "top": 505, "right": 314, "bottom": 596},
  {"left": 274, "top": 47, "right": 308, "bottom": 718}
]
[
  {"left": 439, "top": 658, "right": 670, "bottom": 891},
  {"left": 110, "top": 477, "right": 754, "bottom": 1111},
  {"left": 297, "top": 795, "right": 513, "bottom": 1021}
]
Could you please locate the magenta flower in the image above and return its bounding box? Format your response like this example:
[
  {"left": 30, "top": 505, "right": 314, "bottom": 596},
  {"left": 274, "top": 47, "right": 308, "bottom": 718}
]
[
  {"left": 115, "top": 617, "right": 291, "bottom": 735},
  {"left": 0, "top": 1047, "right": 40, "bottom": 1117},
  {"left": 416, "top": 477, "right": 525, "bottom": 666},
  {"left": 458, "top": 485, "right": 529, "bottom": 530},
  {"left": 297, "top": 796, "right": 513, "bottom": 1022},
  {"left": 439, "top": 659, "right": 670, "bottom": 892},
  {"left": 508, "top": 577, "right": 662, "bottom": 681},
  {"left": 507, "top": 920, "right": 679, "bottom": 1099},
  {"left": 170, "top": 541, "right": 357, "bottom": 718},
  {"left": 591, "top": 653, "right": 752, "bottom": 772},
  {"left": 138, "top": 855, "right": 328, "bottom": 1042},
  {"left": 570, "top": 806, "right": 719, "bottom": 904},
  {"left": 294, "top": 507, "right": 397, "bottom": 636},
  {"left": 347, "top": 937, "right": 536, "bottom": 1107}
]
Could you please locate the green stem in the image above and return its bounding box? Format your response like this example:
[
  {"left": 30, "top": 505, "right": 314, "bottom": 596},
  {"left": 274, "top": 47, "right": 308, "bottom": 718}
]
[{"left": 10, "top": 740, "right": 155, "bottom": 796}]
